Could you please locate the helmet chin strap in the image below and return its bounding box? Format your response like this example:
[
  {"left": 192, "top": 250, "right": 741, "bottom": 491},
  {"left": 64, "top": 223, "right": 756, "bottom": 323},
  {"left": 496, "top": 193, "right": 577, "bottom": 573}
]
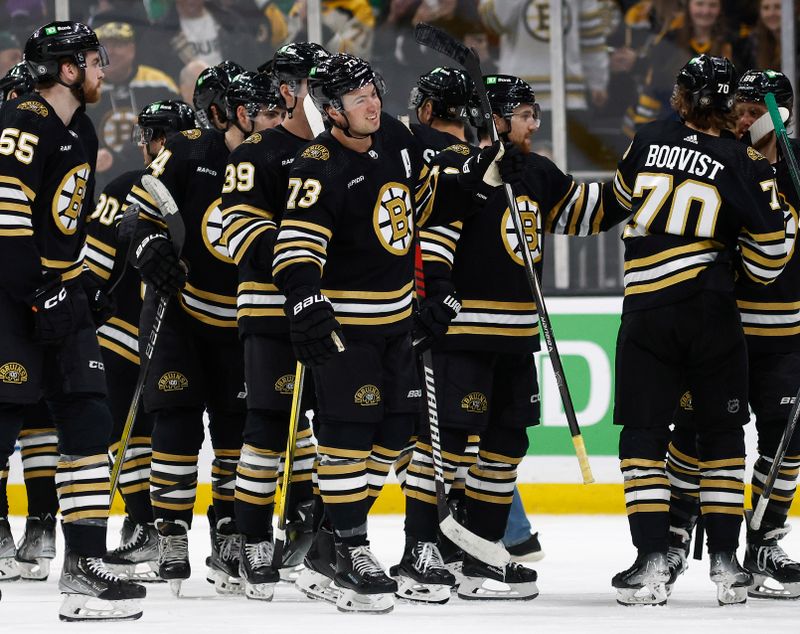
[
  {"left": 748, "top": 106, "right": 790, "bottom": 145},
  {"left": 333, "top": 111, "right": 371, "bottom": 140}
]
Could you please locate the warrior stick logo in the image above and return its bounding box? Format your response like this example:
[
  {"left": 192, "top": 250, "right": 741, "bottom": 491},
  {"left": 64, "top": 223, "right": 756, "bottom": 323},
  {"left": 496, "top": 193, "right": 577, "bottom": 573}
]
[
  {"left": 354, "top": 384, "right": 381, "bottom": 406},
  {"left": 0, "top": 362, "right": 28, "bottom": 384}
]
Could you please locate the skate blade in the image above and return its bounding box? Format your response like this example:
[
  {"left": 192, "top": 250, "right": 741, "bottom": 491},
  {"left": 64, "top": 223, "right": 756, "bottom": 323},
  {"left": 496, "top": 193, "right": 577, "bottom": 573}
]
[
  {"left": 106, "top": 561, "right": 163, "bottom": 583},
  {"left": 297, "top": 569, "right": 341, "bottom": 604},
  {"left": 0, "top": 556, "right": 21, "bottom": 582},
  {"left": 336, "top": 589, "right": 394, "bottom": 614},
  {"left": 748, "top": 574, "right": 800, "bottom": 600},
  {"left": 444, "top": 561, "right": 463, "bottom": 593},
  {"left": 17, "top": 557, "right": 52, "bottom": 581},
  {"left": 245, "top": 581, "right": 276, "bottom": 601},
  {"left": 615, "top": 584, "right": 668, "bottom": 607},
  {"left": 58, "top": 594, "right": 143, "bottom": 622},
  {"left": 279, "top": 563, "right": 305, "bottom": 583},
  {"left": 168, "top": 579, "right": 184, "bottom": 597},
  {"left": 206, "top": 566, "right": 244, "bottom": 596},
  {"left": 715, "top": 582, "right": 748, "bottom": 605},
  {"left": 394, "top": 575, "right": 451, "bottom": 604},
  {"left": 457, "top": 576, "right": 539, "bottom": 601}
]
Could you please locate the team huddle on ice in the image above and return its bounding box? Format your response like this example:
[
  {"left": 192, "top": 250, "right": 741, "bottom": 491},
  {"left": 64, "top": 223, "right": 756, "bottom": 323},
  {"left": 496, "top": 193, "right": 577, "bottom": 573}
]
[{"left": 0, "top": 17, "right": 799, "bottom": 622}]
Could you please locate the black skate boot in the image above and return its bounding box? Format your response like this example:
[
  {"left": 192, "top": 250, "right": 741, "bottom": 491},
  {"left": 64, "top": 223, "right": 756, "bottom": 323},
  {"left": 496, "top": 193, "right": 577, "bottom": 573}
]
[
  {"left": 296, "top": 526, "right": 341, "bottom": 604},
  {"left": 105, "top": 520, "right": 161, "bottom": 582},
  {"left": 279, "top": 499, "right": 315, "bottom": 582},
  {"left": 334, "top": 541, "right": 397, "bottom": 613},
  {"left": 390, "top": 538, "right": 455, "bottom": 604},
  {"left": 0, "top": 517, "right": 19, "bottom": 582},
  {"left": 156, "top": 519, "right": 191, "bottom": 597},
  {"left": 709, "top": 551, "right": 752, "bottom": 605},
  {"left": 458, "top": 553, "right": 539, "bottom": 601},
  {"left": 240, "top": 537, "right": 280, "bottom": 601},
  {"left": 745, "top": 522, "right": 800, "bottom": 600},
  {"left": 612, "top": 552, "right": 669, "bottom": 606},
  {"left": 205, "top": 507, "right": 243, "bottom": 595},
  {"left": 15, "top": 514, "right": 56, "bottom": 581},
  {"left": 58, "top": 550, "right": 146, "bottom": 621},
  {"left": 666, "top": 526, "right": 690, "bottom": 596}
]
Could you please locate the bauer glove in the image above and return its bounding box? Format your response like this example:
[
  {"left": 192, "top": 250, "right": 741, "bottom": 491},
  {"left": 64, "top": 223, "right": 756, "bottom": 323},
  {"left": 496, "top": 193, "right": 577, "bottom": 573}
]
[
  {"left": 131, "top": 232, "right": 187, "bottom": 297},
  {"left": 457, "top": 141, "right": 526, "bottom": 202},
  {"left": 30, "top": 275, "right": 77, "bottom": 344},
  {"left": 285, "top": 289, "right": 346, "bottom": 367}
]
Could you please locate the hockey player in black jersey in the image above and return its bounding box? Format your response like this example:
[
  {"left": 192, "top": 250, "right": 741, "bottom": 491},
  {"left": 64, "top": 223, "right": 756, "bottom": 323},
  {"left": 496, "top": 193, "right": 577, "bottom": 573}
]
[
  {"left": 0, "top": 21, "right": 147, "bottom": 619},
  {"left": 609, "top": 55, "right": 795, "bottom": 607},
  {"left": 123, "top": 63, "right": 282, "bottom": 597},
  {"left": 666, "top": 69, "right": 800, "bottom": 601},
  {"left": 221, "top": 42, "right": 328, "bottom": 603},
  {"left": 193, "top": 60, "right": 245, "bottom": 131},
  {"left": 83, "top": 100, "right": 197, "bottom": 582},
  {"left": 272, "top": 53, "right": 523, "bottom": 613}
]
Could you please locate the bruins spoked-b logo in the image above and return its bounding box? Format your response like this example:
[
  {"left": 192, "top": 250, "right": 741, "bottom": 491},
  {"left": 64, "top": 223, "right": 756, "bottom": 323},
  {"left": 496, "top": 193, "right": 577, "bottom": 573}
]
[
  {"left": 373, "top": 182, "right": 413, "bottom": 255},
  {"left": 202, "top": 198, "right": 233, "bottom": 262},
  {"left": 524, "top": 0, "right": 572, "bottom": 42},
  {"left": 274, "top": 374, "right": 295, "bottom": 395},
  {"left": 158, "top": 371, "right": 188, "bottom": 392},
  {"left": 53, "top": 163, "right": 90, "bottom": 235},
  {"left": 0, "top": 362, "right": 28, "bottom": 385},
  {"left": 354, "top": 384, "right": 381, "bottom": 406},
  {"left": 501, "top": 196, "right": 541, "bottom": 266},
  {"left": 461, "top": 392, "right": 488, "bottom": 414}
]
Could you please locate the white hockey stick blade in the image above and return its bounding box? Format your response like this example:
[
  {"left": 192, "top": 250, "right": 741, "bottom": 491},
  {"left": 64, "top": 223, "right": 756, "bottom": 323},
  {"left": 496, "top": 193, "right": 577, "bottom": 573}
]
[
  {"left": 749, "top": 106, "right": 790, "bottom": 145},
  {"left": 439, "top": 515, "right": 510, "bottom": 568},
  {"left": 303, "top": 94, "right": 326, "bottom": 137},
  {"left": 142, "top": 174, "right": 179, "bottom": 218}
]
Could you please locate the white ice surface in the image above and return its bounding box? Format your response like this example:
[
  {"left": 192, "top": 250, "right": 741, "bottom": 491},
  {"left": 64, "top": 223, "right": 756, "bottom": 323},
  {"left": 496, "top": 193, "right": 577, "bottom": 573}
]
[{"left": 2, "top": 513, "right": 799, "bottom": 633}]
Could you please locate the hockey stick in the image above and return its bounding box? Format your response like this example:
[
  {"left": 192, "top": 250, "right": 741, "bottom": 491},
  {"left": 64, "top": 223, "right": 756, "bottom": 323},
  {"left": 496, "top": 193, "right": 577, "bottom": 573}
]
[
  {"left": 414, "top": 242, "right": 510, "bottom": 568},
  {"left": 109, "top": 175, "right": 185, "bottom": 501},
  {"left": 106, "top": 203, "right": 140, "bottom": 296},
  {"left": 750, "top": 93, "right": 800, "bottom": 531},
  {"left": 414, "top": 23, "right": 594, "bottom": 484}
]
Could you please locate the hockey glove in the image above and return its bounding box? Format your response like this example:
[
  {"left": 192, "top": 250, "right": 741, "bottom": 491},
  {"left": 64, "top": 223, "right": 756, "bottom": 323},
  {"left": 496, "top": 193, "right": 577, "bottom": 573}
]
[
  {"left": 131, "top": 232, "right": 187, "bottom": 297},
  {"left": 413, "top": 285, "right": 462, "bottom": 352},
  {"left": 457, "top": 141, "right": 525, "bottom": 202},
  {"left": 30, "top": 275, "right": 77, "bottom": 344},
  {"left": 285, "top": 289, "right": 345, "bottom": 367}
]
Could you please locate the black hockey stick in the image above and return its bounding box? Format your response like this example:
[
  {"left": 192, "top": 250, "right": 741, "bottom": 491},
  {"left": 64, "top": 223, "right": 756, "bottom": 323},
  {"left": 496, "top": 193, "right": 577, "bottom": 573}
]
[
  {"left": 109, "top": 175, "right": 185, "bottom": 501},
  {"left": 414, "top": 23, "right": 594, "bottom": 484},
  {"left": 750, "top": 93, "right": 800, "bottom": 531},
  {"left": 106, "top": 203, "right": 140, "bottom": 296}
]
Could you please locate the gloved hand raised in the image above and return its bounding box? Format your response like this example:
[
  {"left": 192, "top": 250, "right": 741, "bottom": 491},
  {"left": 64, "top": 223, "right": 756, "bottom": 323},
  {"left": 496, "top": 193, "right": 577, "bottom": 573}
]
[{"left": 458, "top": 141, "right": 526, "bottom": 201}]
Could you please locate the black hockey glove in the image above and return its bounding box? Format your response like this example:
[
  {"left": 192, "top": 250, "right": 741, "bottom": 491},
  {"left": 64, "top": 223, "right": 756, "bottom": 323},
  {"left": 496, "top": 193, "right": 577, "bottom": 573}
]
[
  {"left": 285, "top": 289, "right": 345, "bottom": 367},
  {"left": 413, "top": 284, "right": 462, "bottom": 352},
  {"left": 457, "top": 141, "right": 525, "bottom": 202},
  {"left": 131, "top": 232, "right": 187, "bottom": 297},
  {"left": 30, "top": 275, "right": 77, "bottom": 344}
]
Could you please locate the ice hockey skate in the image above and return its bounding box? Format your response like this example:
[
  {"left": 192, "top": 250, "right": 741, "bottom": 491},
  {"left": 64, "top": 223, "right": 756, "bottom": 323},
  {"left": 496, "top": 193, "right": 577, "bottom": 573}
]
[
  {"left": 390, "top": 539, "right": 455, "bottom": 604},
  {"left": 296, "top": 526, "right": 341, "bottom": 604},
  {"left": 104, "top": 518, "right": 161, "bottom": 582},
  {"left": 0, "top": 518, "right": 19, "bottom": 582},
  {"left": 240, "top": 538, "right": 279, "bottom": 601},
  {"left": 334, "top": 541, "right": 397, "bottom": 614},
  {"left": 665, "top": 526, "right": 690, "bottom": 596},
  {"left": 457, "top": 553, "right": 538, "bottom": 601},
  {"left": 612, "top": 552, "right": 669, "bottom": 606},
  {"left": 15, "top": 514, "right": 56, "bottom": 581},
  {"left": 205, "top": 508, "right": 244, "bottom": 595},
  {"left": 156, "top": 519, "right": 191, "bottom": 597},
  {"left": 744, "top": 523, "right": 800, "bottom": 599},
  {"left": 709, "top": 551, "right": 752, "bottom": 605},
  {"left": 58, "top": 550, "right": 146, "bottom": 621},
  {"left": 279, "top": 499, "right": 314, "bottom": 582}
]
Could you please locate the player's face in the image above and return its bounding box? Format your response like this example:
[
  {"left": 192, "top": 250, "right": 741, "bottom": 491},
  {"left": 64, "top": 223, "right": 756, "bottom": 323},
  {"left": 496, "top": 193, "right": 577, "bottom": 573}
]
[
  {"left": 341, "top": 83, "right": 382, "bottom": 135},
  {"left": 759, "top": 0, "right": 781, "bottom": 33},
  {"left": 735, "top": 101, "right": 767, "bottom": 139},
  {"left": 81, "top": 50, "right": 106, "bottom": 104},
  {"left": 252, "top": 105, "right": 285, "bottom": 132},
  {"left": 508, "top": 103, "right": 540, "bottom": 153}
]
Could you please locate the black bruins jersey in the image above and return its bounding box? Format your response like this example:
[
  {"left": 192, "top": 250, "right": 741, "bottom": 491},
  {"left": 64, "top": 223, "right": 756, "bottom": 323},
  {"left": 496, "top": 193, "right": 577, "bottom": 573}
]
[
  {"left": 273, "top": 113, "right": 481, "bottom": 337},
  {"left": 422, "top": 144, "right": 623, "bottom": 354},
  {"left": 0, "top": 94, "right": 97, "bottom": 303},
  {"left": 612, "top": 120, "right": 795, "bottom": 313},
  {"left": 126, "top": 128, "right": 237, "bottom": 331},
  {"left": 409, "top": 122, "right": 462, "bottom": 164},
  {"left": 84, "top": 170, "right": 144, "bottom": 365},
  {"left": 221, "top": 125, "right": 309, "bottom": 336},
  {"left": 736, "top": 138, "right": 800, "bottom": 353}
]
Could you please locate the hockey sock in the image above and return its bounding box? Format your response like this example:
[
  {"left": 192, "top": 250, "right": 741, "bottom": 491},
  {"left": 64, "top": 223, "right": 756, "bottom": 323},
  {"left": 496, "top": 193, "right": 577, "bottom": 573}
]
[
  {"left": 211, "top": 448, "right": 240, "bottom": 521},
  {"left": 317, "top": 448, "right": 370, "bottom": 546},
  {"left": 285, "top": 423, "right": 315, "bottom": 512},
  {"left": 110, "top": 434, "right": 153, "bottom": 524},
  {"left": 366, "top": 444, "right": 402, "bottom": 502},
  {"left": 751, "top": 453, "right": 800, "bottom": 530},
  {"left": 697, "top": 427, "right": 745, "bottom": 553},
  {"left": 150, "top": 452, "right": 199, "bottom": 525},
  {"left": 56, "top": 453, "right": 109, "bottom": 556},
  {"left": 0, "top": 461, "right": 8, "bottom": 517},
  {"left": 393, "top": 437, "right": 416, "bottom": 491},
  {"left": 234, "top": 444, "right": 280, "bottom": 539},
  {"left": 666, "top": 425, "right": 701, "bottom": 538},
  {"left": 451, "top": 434, "right": 479, "bottom": 502}
]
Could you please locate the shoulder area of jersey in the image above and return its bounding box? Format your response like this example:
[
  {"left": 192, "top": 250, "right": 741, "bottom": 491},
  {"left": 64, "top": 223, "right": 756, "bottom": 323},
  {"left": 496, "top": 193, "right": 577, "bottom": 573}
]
[{"left": 296, "top": 134, "right": 336, "bottom": 163}]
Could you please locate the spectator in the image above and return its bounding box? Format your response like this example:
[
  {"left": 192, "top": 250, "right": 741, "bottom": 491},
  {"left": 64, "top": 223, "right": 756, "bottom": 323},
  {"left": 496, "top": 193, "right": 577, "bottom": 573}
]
[
  {"left": 0, "top": 31, "right": 22, "bottom": 76},
  {"left": 285, "top": 0, "right": 376, "bottom": 57},
  {"left": 0, "top": 0, "right": 47, "bottom": 42},
  {"left": 179, "top": 58, "right": 210, "bottom": 104},
  {"left": 738, "top": 0, "right": 798, "bottom": 71}
]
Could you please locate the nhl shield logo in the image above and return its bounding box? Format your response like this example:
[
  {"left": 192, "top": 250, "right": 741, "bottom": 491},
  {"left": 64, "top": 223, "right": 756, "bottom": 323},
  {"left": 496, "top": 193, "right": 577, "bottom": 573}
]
[
  {"left": 354, "top": 384, "right": 381, "bottom": 406},
  {"left": 461, "top": 392, "right": 488, "bottom": 414},
  {"left": 158, "top": 371, "right": 189, "bottom": 392},
  {"left": 727, "top": 399, "right": 740, "bottom": 414},
  {"left": 274, "top": 374, "right": 295, "bottom": 395},
  {"left": 0, "top": 362, "right": 28, "bottom": 384}
]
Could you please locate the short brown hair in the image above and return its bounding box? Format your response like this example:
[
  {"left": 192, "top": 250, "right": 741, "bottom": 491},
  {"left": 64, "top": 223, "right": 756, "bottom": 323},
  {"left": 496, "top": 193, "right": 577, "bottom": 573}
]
[{"left": 670, "top": 84, "right": 737, "bottom": 133}]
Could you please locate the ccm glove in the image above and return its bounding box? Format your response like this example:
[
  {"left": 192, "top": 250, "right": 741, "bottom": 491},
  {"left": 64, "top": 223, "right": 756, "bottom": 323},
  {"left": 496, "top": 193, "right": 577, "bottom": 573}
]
[
  {"left": 31, "top": 275, "right": 76, "bottom": 343},
  {"left": 81, "top": 274, "right": 116, "bottom": 327},
  {"left": 131, "top": 232, "right": 186, "bottom": 297},
  {"left": 285, "top": 289, "right": 345, "bottom": 367},
  {"left": 457, "top": 141, "right": 526, "bottom": 201},
  {"left": 413, "top": 286, "right": 461, "bottom": 352}
]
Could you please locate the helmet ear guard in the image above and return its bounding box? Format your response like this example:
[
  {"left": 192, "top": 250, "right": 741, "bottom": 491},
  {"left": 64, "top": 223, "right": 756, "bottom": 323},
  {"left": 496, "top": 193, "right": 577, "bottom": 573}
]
[{"left": 675, "top": 54, "right": 736, "bottom": 113}]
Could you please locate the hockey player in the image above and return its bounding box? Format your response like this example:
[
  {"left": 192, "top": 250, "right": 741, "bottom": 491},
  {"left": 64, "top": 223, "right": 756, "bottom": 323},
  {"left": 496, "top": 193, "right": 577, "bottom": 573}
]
[
  {"left": 221, "top": 42, "right": 327, "bottom": 602},
  {"left": 666, "top": 69, "right": 800, "bottom": 600},
  {"left": 124, "top": 63, "right": 282, "bottom": 597},
  {"left": 83, "top": 100, "right": 198, "bottom": 582},
  {"left": 272, "top": 53, "right": 523, "bottom": 613},
  {"left": 609, "top": 55, "right": 795, "bottom": 607},
  {"left": 193, "top": 60, "right": 245, "bottom": 131},
  {"left": 0, "top": 21, "right": 146, "bottom": 619},
  {"left": 403, "top": 74, "right": 622, "bottom": 602}
]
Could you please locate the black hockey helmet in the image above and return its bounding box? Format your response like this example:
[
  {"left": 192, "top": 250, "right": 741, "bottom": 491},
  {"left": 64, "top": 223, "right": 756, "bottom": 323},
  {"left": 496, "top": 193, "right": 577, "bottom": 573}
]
[
  {"left": 308, "top": 53, "right": 386, "bottom": 121},
  {"left": 409, "top": 67, "right": 475, "bottom": 123},
  {"left": 133, "top": 100, "right": 198, "bottom": 145},
  {"left": 484, "top": 74, "right": 540, "bottom": 123},
  {"left": 24, "top": 21, "right": 108, "bottom": 84},
  {"left": 225, "top": 70, "right": 285, "bottom": 121},
  {"left": 735, "top": 68, "right": 794, "bottom": 112},
  {"left": 262, "top": 42, "right": 330, "bottom": 84},
  {"left": 675, "top": 54, "right": 736, "bottom": 112},
  {"left": 193, "top": 60, "right": 245, "bottom": 125},
  {"left": 0, "top": 62, "right": 35, "bottom": 105}
]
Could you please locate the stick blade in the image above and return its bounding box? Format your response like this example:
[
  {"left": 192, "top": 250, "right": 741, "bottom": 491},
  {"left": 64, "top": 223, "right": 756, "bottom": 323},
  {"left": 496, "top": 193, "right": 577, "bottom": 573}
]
[
  {"left": 439, "top": 515, "right": 510, "bottom": 568},
  {"left": 141, "top": 174, "right": 186, "bottom": 253},
  {"left": 303, "top": 94, "right": 326, "bottom": 137},
  {"left": 414, "top": 23, "right": 471, "bottom": 65}
]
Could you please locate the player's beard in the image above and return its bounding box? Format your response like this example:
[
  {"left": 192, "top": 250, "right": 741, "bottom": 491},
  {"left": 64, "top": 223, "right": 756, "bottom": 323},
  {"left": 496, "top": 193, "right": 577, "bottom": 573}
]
[{"left": 82, "top": 79, "right": 103, "bottom": 104}]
